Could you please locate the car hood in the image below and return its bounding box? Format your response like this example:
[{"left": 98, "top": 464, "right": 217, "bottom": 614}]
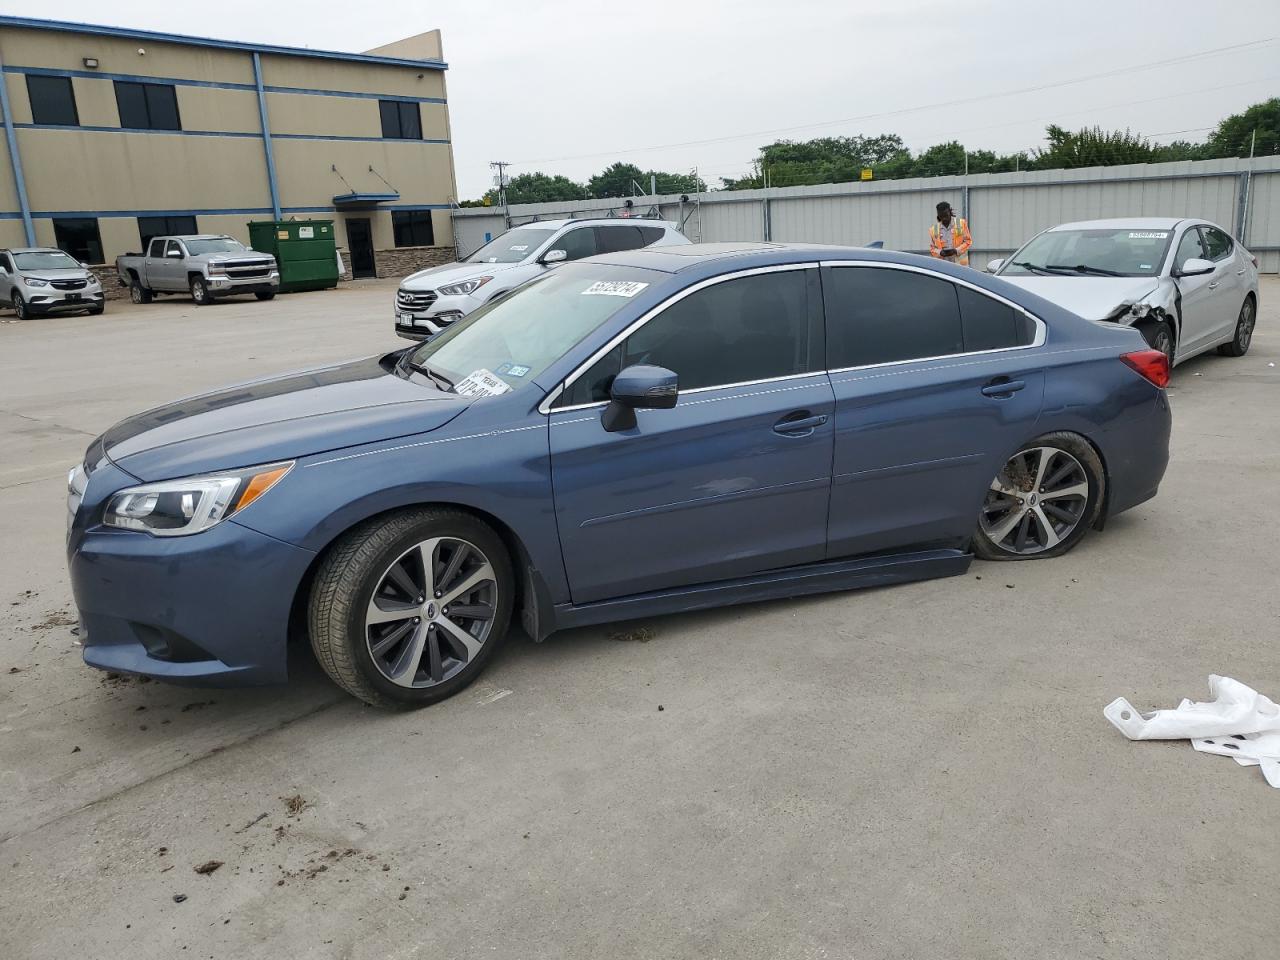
[
  {"left": 22, "top": 267, "right": 93, "bottom": 281},
  {"left": 101, "top": 355, "right": 468, "bottom": 481},
  {"left": 996, "top": 275, "right": 1160, "bottom": 320},
  {"left": 400, "top": 260, "right": 522, "bottom": 290},
  {"left": 205, "top": 251, "right": 274, "bottom": 264}
]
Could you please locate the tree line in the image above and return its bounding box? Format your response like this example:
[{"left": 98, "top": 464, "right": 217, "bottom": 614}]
[{"left": 462, "top": 98, "right": 1279, "bottom": 203}]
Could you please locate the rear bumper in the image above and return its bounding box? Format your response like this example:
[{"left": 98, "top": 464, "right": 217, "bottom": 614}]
[
  {"left": 70, "top": 518, "right": 315, "bottom": 685},
  {"left": 1102, "top": 390, "right": 1172, "bottom": 518}
]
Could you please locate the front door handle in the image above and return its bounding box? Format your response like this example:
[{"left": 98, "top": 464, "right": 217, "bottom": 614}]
[
  {"left": 773, "top": 412, "right": 828, "bottom": 436},
  {"left": 981, "top": 378, "right": 1026, "bottom": 398},
  {"left": 1208, "top": 280, "right": 1220, "bottom": 289}
]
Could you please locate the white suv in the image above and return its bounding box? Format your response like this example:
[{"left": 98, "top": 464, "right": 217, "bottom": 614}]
[{"left": 394, "top": 218, "right": 690, "bottom": 340}]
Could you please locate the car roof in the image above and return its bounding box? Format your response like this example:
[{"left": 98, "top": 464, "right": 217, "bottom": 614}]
[
  {"left": 588, "top": 241, "right": 886, "bottom": 273},
  {"left": 169, "top": 235, "right": 236, "bottom": 240},
  {"left": 2, "top": 246, "right": 67, "bottom": 255},
  {"left": 508, "top": 218, "right": 678, "bottom": 231},
  {"left": 1048, "top": 217, "right": 1187, "bottom": 231}
]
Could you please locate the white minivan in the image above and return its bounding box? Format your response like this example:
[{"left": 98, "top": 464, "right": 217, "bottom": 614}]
[{"left": 395, "top": 218, "right": 689, "bottom": 340}]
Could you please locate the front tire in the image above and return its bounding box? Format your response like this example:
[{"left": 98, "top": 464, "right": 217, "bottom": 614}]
[
  {"left": 189, "top": 276, "right": 213, "bottom": 305},
  {"left": 1139, "top": 319, "right": 1175, "bottom": 366},
  {"left": 11, "top": 291, "right": 28, "bottom": 320},
  {"left": 87, "top": 305, "right": 104, "bottom": 316},
  {"left": 309, "top": 508, "right": 513, "bottom": 708},
  {"left": 973, "top": 433, "right": 1105, "bottom": 561},
  {"left": 1218, "top": 296, "right": 1255, "bottom": 357}
]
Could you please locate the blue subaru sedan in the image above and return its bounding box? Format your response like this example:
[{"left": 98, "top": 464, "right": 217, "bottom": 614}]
[{"left": 67, "top": 243, "right": 1171, "bottom": 707}]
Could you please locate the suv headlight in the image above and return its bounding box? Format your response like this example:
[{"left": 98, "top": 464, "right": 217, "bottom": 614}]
[
  {"left": 23, "top": 277, "right": 48, "bottom": 287},
  {"left": 103, "top": 461, "right": 292, "bottom": 536},
  {"left": 437, "top": 276, "right": 492, "bottom": 297},
  {"left": 86, "top": 275, "right": 100, "bottom": 287}
]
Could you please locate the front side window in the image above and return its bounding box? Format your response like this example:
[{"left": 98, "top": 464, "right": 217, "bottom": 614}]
[
  {"left": 562, "top": 270, "right": 814, "bottom": 405},
  {"left": 825, "top": 267, "right": 963, "bottom": 367},
  {"left": 184, "top": 237, "right": 247, "bottom": 255},
  {"left": 26, "top": 75, "right": 79, "bottom": 126},
  {"left": 1201, "top": 226, "right": 1233, "bottom": 262},
  {"left": 392, "top": 210, "right": 435, "bottom": 248},
  {"left": 1174, "top": 228, "right": 1207, "bottom": 272},
  {"left": 52, "top": 218, "right": 103, "bottom": 264},
  {"left": 404, "top": 263, "right": 664, "bottom": 390},
  {"left": 464, "top": 227, "right": 556, "bottom": 264},
  {"left": 138, "top": 215, "right": 197, "bottom": 251},
  {"left": 164, "top": 239, "right": 184, "bottom": 258},
  {"left": 114, "top": 80, "right": 181, "bottom": 130},
  {"left": 555, "top": 228, "right": 598, "bottom": 262},
  {"left": 379, "top": 100, "right": 422, "bottom": 139},
  {"left": 13, "top": 250, "right": 80, "bottom": 270},
  {"left": 1002, "top": 227, "right": 1174, "bottom": 277}
]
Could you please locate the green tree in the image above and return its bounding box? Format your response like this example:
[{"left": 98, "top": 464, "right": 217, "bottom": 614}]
[
  {"left": 587, "top": 163, "right": 703, "bottom": 198},
  {"left": 1030, "top": 125, "right": 1157, "bottom": 169},
  {"left": 1205, "top": 98, "right": 1280, "bottom": 158},
  {"left": 482, "top": 172, "right": 587, "bottom": 205}
]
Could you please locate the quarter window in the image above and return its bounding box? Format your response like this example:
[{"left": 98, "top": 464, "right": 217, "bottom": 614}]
[
  {"left": 379, "top": 100, "right": 422, "bottom": 139},
  {"left": 639, "top": 226, "right": 666, "bottom": 244},
  {"left": 138, "top": 215, "right": 197, "bottom": 251},
  {"left": 391, "top": 210, "right": 435, "bottom": 247},
  {"left": 561, "top": 270, "right": 815, "bottom": 405},
  {"left": 1173, "top": 229, "right": 1207, "bottom": 272},
  {"left": 52, "top": 218, "right": 104, "bottom": 264},
  {"left": 114, "top": 81, "right": 181, "bottom": 130},
  {"left": 595, "top": 225, "right": 645, "bottom": 254},
  {"left": 824, "top": 266, "right": 964, "bottom": 367},
  {"left": 1201, "top": 226, "right": 1233, "bottom": 262},
  {"left": 956, "top": 286, "right": 1035, "bottom": 352},
  {"left": 26, "top": 75, "right": 79, "bottom": 126}
]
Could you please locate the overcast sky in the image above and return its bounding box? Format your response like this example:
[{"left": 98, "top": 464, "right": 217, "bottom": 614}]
[{"left": 9, "top": 0, "right": 1280, "bottom": 198}]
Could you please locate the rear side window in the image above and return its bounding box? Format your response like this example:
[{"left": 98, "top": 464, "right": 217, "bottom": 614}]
[
  {"left": 956, "top": 286, "right": 1035, "bottom": 351},
  {"left": 595, "top": 225, "right": 645, "bottom": 254},
  {"left": 824, "top": 267, "right": 963, "bottom": 367},
  {"left": 148, "top": 237, "right": 166, "bottom": 258},
  {"left": 1201, "top": 227, "right": 1233, "bottom": 262},
  {"left": 639, "top": 226, "right": 666, "bottom": 244}
]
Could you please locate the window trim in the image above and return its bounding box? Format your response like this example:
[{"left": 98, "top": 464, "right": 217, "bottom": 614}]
[
  {"left": 821, "top": 261, "right": 1046, "bottom": 375},
  {"left": 540, "top": 263, "right": 821, "bottom": 414},
  {"left": 114, "top": 79, "right": 182, "bottom": 131}
]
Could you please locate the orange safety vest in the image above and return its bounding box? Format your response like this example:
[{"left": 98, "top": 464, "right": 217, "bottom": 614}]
[{"left": 929, "top": 217, "right": 972, "bottom": 266}]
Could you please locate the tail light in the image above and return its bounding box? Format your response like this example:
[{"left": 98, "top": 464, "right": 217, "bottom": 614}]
[{"left": 1121, "top": 349, "right": 1170, "bottom": 388}]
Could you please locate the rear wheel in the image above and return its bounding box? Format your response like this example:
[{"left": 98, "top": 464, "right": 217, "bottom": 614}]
[
  {"left": 189, "top": 276, "right": 213, "bottom": 305},
  {"left": 1218, "top": 296, "right": 1255, "bottom": 357},
  {"left": 129, "top": 277, "right": 153, "bottom": 304},
  {"left": 1139, "top": 319, "right": 1175, "bottom": 366},
  {"left": 11, "top": 291, "right": 28, "bottom": 320},
  {"left": 973, "top": 433, "right": 1105, "bottom": 561},
  {"left": 309, "top": 508, "right": 513, "bottom": 708}
]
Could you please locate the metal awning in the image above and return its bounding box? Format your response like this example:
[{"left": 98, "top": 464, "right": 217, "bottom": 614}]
[{"left": 332, "top": 192, "right": 400, "bottom": 207}]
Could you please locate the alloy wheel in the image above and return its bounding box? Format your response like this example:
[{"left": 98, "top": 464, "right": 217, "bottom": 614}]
[
  {"left": 1151, "top": 325, "right": 1174, "bottom": 365},
  {"left": 980, "top": 447, "right": 1090, "bottom": 556},
  {"left": 12, "top": 292, "right": 26, "bottom": 320},
  {"left": 130, "top": 284, "right": 144, "bottom": 304},
  {"left": 1236, "top": 300, "right": 1255, "bottom": 352},
  {"left": 364, "top": 537, "right": 498, "bottom": 688}
]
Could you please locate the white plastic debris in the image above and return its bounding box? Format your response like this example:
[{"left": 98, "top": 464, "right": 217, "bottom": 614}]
[{"left": 1104, "top": 676, "right": 1280, "bottom": 788}]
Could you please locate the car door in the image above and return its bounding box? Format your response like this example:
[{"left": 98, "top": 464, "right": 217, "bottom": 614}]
[
  {"left": 1170, "top": 226, "right": 1221, "bottom": 355},
  {"left": 0, "top": 253, "right": 14, "bottom": 300},
  {"left": 821, "top": 263, "right": 1046, "bottom": 559},
  {"left": 548, "top": 265, "right": 834, "bottom": 604},
  {"left": 156, "top": 239, "right": 185, "bottom": 290},
  {"left": 1200, "top": 225, "right": 1246, "bottom": 341}
]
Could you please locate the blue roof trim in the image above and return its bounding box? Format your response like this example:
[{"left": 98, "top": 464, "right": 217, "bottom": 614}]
[
  {"left": 333, "top": 192, "right": 401, "bottom": 205},
  {"left": 0, "top": 204, "right": 453, "bottom": 219},
  {"left": 0, "top": 16, "right": 447, "bottom": 70},
  {"left": 15, "top": 123, "right": 261, "bottom": 138},
  {"left": 3, "top": 66, "right": 448, "bottom": 104}
]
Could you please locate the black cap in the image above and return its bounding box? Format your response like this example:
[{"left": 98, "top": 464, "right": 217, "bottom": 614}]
[{"left": 936, "top": 201, "right": 952, "bottom": 214}]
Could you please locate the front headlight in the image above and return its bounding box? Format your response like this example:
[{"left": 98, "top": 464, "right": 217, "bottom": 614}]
[
  {"left": 437, "top": 276, "right": 492, "bottom": 297},
  {"left": 207, "top": 263, "right": 227, "bottom": 275},
  {"left": 103, "top": 461, "right": 292, "bottom": 536},
  {"left": 23, "top": 277, "right": 48, "bottom": 288},
  {"left": 86, "top": 275, "right": 100, "bottom": 287}
]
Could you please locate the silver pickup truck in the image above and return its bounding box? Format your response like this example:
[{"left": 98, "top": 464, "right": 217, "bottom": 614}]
[{"left": 116, "top": 235, "right": 280, "bottom": 305}]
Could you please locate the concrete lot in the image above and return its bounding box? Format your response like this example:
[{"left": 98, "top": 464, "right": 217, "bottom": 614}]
[{"left": 1, "top": 277, "right": 1278, "bottom": 960}]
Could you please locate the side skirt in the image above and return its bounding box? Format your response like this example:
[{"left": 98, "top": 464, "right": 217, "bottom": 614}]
[{"left": 545, "top": 548, "right": 972, "bottom": 636}]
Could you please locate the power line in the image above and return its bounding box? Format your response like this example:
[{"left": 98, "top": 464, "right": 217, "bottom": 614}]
[{"left": 510, "top": 37, "right": 1278, "bottom": 167}]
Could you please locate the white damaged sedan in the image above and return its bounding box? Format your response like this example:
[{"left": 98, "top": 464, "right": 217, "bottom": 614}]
[{"left": 990, "top": 218, "right": 1258, "bottom": 366}]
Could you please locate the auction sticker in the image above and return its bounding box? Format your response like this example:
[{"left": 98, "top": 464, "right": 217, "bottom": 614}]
[
  {"left": 454, "top": 369, "right": 512, "bottom": 398},
  {"left": 1128, "top": 232, "right": 1169, "bottom": 239},
  {"left": 582, "top": 280, "right": 649, "bottom": 297}
]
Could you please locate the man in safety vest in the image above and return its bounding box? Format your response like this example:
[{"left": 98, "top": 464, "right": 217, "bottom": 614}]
[{"left": 929, "top": 201, "right": 972, "bottom": 266}]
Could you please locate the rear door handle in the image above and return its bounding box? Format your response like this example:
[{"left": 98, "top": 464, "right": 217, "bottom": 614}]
[
  {"left": 1236, "top": 268, "right": 1246, "bottom": 276},
  {"left": 981, "top": 378, "right": 1026, "bottom": 398},
  {"left": 773, "top": 412, "right": 828, "bottom": 435},
  {"left": 1208, "top": 281, "right": 1220, "bottom": 289}
]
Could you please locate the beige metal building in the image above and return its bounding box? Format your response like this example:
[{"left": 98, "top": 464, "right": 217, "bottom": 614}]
[{"left": 0, "top": 15, "right": 457, "bottom": 280}]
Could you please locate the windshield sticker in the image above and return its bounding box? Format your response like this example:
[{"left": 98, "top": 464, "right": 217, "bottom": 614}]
[
  {"left": 1128, "top": 232, "right": 1169, "bottom": 239},
  {"left": 506, "top": 364, "right": 531, "bottom": 378},
  {"left": 486, "top": 257, "right": 498, "bottom": 263},
  {"left": 582, "top": 280, "right": 650, "bottom": 298},
  {"left": 1139, "top": 264, "right": 1152, "bottom": 270},
  {"left": 509, "top": 244, "right": 529, "bottom": 252},
  {"left": 454, "top": 369, "right": 513, "bottom": 398}
]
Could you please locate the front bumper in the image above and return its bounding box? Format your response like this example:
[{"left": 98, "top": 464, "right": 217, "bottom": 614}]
[
  {"left": 207, "top": 271, "right": 280, "bottom": 296},
  {"left": 25, "top": 288, "right": 105, "bottom": 313},
  {"left": 70, "top": 518, "right": 316, "bottom": 685},
  {"left": 394, "top": 291, "right": 476, "bottom": 341}
]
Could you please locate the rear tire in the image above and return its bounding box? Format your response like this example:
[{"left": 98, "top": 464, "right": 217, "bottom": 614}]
[
  {"left": 11, "top": 291, "right": 28, "bottom": 320},
  {"left": 129, "top": 279, "right": 152, "bottom": 304},
  {"left": 1218, "top": 296, "right": 1255, "bottom": 357},
  {"left": 973, "top": 432, "right": 1105, "bottom": 561},
  {"left": 190, "top": 276, "right": 213, "bottom": 305},
  {"left": 308, "top": 508, "right": 513, "bottom": 708},
  {"left": 1138, "top": 319, "right": 1175, "bottom": 366},
  {"left": 255, "top": 291, "right": 276, "bottom": 301}
]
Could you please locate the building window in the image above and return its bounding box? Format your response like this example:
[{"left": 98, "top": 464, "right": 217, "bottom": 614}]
[
  {"left": 52, "top": 218, "right": 104, "bottom": 264},
  {"left": 26, "top": 75, "right": 79, "bottom": 126},
  {"left": 137, "top": 215, "right": 198, "bottom": 252},
  {"left": 114, "top": 80, "right": 182, "bottom": 130},
  {"left": 379, "top": 100, "right": 422, "bottom": 139},
  {"left": 391, "top": 210, "right": 435, "bottom": 247}
]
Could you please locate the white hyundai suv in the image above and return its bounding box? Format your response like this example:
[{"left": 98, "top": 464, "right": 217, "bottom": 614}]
[{"left": 394, "top": 218, "right": 690, "bottom": 340}]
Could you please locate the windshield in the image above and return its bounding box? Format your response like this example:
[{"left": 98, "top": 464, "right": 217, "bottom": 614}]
[
  {"left": 13, "top": 251, "right": 81, "bottom": 270},
  {"left": 404, "top": 263, "right": 661, "bottom": 392},
  {"left": 184, "top": 237, "right": 247, "bottom": 255},
  {"left": 464, "top": 227, "right": 556, "bottom": 264},
  {"left": 1002, "top": 228, "right": 1174, "bottom": 277}
]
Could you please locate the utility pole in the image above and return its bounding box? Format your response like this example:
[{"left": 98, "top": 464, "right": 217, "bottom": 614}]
[{"left": 490, "top": 160, "right": 511, "bottom": 224}]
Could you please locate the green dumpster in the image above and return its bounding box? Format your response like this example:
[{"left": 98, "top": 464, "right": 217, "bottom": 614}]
[{"left": 248, "top": 219, "right": 339, "bottom": 293}]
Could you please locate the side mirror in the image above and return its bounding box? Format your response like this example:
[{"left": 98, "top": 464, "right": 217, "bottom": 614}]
[
  {"left": 986, "top": 258, "right": 1004, "bottom": 273},
  {"left": 541, "top": 249, "right": 567, "bottom": 265},
  {"left": 166, "top": 249, "right": 184, "bottom": 259},
  {"left": 1177, "top": 257, "right": 1214, "bottom": 277},
  {"left": 601, "top": 364, "right": 678, "bottom": 433}
]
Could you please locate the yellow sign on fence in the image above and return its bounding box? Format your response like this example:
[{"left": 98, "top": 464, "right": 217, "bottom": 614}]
[{"left": 860, "top": 168, "right": 873, "bottom": 181}]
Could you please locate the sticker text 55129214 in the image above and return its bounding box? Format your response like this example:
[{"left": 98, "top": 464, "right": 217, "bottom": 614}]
[{"left": 582, "top": 281, "right": 649, "bottom": 298}]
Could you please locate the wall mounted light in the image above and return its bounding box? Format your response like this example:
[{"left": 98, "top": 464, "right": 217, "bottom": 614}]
[{"left": 82, "top": 57, "right": 99, "bottom": 69}]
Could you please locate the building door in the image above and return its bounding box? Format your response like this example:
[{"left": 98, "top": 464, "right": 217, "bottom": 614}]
[{"left": 346, "top": 218, "right": 376, "bottom": 279}]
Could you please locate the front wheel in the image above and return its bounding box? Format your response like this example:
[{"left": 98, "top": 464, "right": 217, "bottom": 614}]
[
  {"left": 1218, "top": 297, "right": 1255, "bottom": 357},
  {"left": 309, "top": 508, "right": 513, "bottom": 708},
  {"left": 973, "top": 433, "right": 1105, "bottom": 561},
  {"left": 11, "top": 291, "right": 28, "bottom": 320},
  {"left": 189, "top": 276, "right": 213, "bottom": 305},
  {"left": 1139, "top": 319, "right": 1175, "bottom": 366},
  {"left": 87, "top": 305, "right": 104, "bottom": 316}
]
